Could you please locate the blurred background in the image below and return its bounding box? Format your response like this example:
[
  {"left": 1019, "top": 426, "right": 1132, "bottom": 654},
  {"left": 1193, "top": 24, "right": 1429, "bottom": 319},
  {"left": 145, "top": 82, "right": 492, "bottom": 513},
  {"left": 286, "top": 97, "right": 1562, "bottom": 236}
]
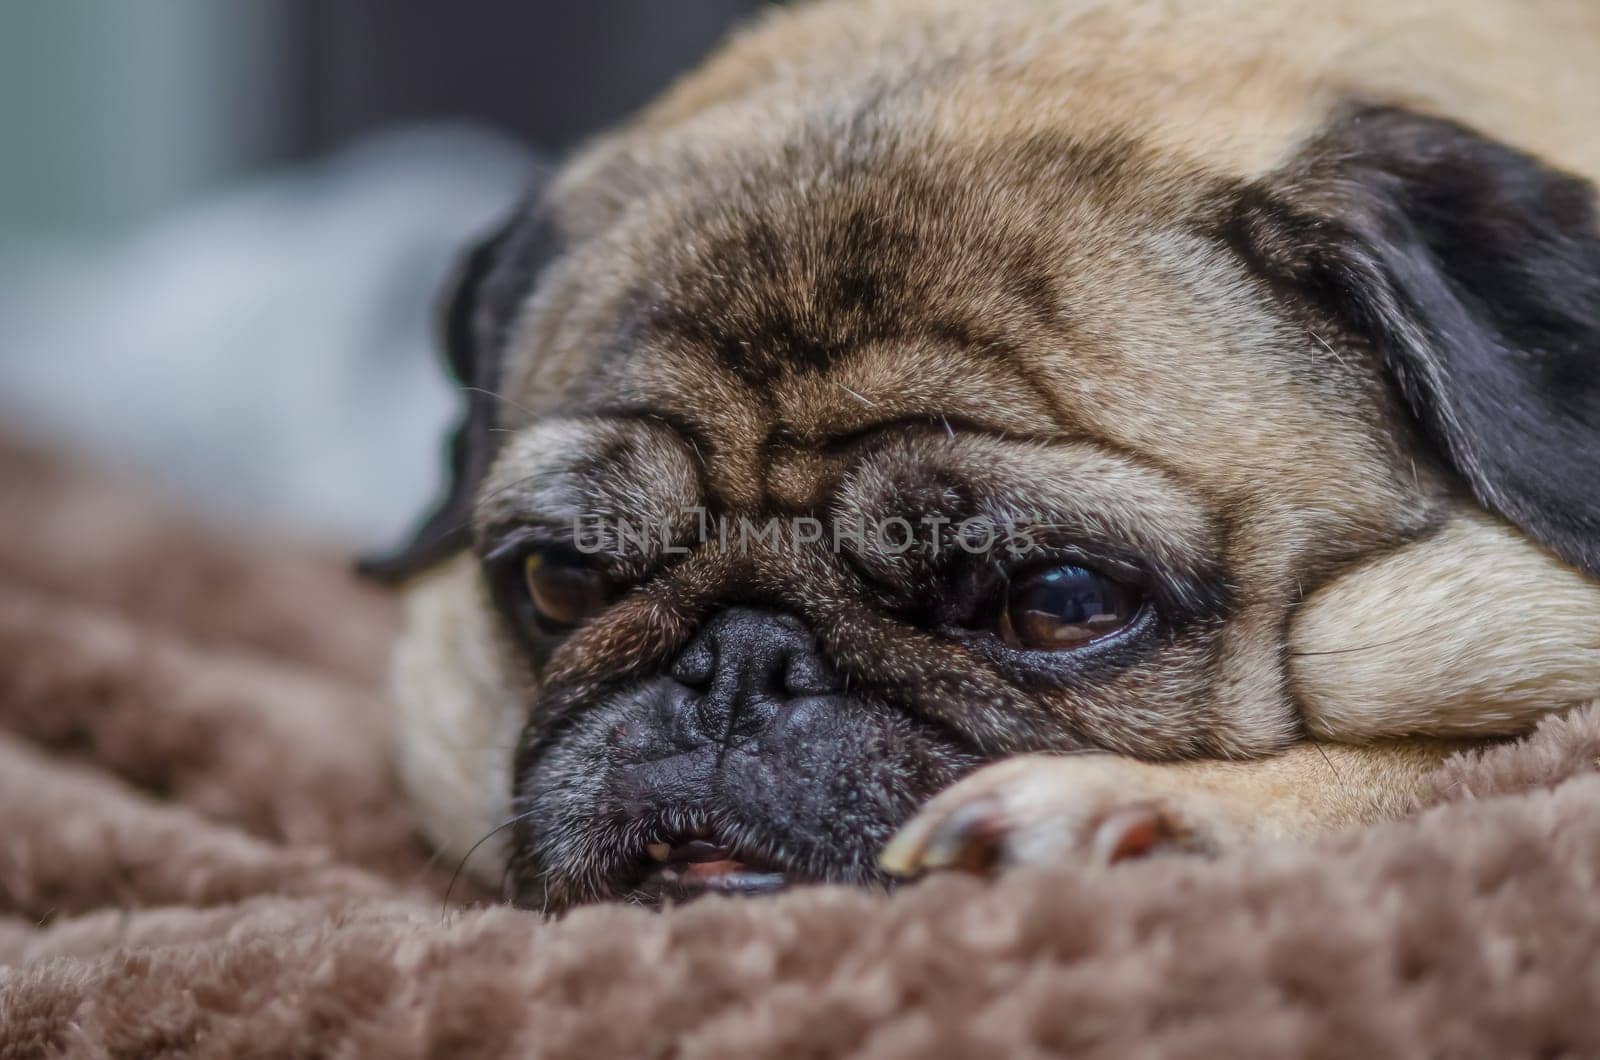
[{"left": 0, "top": 0, "right": 764, "bottom": 548}]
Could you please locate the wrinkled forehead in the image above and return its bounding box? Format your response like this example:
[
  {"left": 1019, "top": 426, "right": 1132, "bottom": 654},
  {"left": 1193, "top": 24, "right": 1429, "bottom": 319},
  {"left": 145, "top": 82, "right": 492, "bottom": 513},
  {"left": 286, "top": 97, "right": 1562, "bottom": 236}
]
[{"left": 539, "top": 145, "right": 1154, "bottom": 507}]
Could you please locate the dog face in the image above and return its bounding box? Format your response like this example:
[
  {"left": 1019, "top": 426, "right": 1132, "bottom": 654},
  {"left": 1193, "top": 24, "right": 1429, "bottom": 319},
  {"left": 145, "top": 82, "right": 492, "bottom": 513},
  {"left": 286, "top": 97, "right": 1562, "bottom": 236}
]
[{"left": 368, "top": 3, "right": 1600, "bottom": 910}]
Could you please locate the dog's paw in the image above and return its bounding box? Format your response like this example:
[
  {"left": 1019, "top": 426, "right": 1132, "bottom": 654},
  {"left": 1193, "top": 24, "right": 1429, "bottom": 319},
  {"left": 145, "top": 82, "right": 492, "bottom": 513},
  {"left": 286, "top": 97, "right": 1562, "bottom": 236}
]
[{"left": 880, "top": 754, "right": 1241, "bottom": 877}]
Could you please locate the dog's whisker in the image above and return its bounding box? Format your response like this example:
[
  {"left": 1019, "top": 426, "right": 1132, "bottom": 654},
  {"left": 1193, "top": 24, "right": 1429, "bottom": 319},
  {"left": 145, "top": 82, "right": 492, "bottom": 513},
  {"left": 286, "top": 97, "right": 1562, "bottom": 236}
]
[
  {"left": 1308, "top": 329, "right": 1352, "bottom": 372},
  {"left": 835, "top": 382, "right": 877, "bottom": 407},
  {"left": 442, "top": 810, "right": 540, "bottom": 919},
  {"left": 1288, "top": 628, "right": 1437, "bottom": 658},
  {"left": 461, "top": 384, "right": 538, "bottom": 418}
]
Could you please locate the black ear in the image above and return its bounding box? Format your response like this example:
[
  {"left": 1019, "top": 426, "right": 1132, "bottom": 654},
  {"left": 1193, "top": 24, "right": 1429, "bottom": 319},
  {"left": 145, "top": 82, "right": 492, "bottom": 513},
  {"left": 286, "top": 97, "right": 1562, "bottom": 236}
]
[
  {"left": 1231, "top": 105, "right": 1600, "bottom": 577},
  {"left": 358, "top": 185, "right": 560, "bottom": 584}
]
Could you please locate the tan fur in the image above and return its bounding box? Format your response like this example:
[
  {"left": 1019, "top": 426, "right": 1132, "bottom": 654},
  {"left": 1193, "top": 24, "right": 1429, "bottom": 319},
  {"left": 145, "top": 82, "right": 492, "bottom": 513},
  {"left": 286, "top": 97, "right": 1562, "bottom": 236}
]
[
  {"left": 1293, "top": 508, "right": 1600, "bottom": 739},
  {"left": 392, "top": 557, "right": 525, "bottom": 879},
  {"left": 395, "top": 0, "right": 1600, "bottom": 883}
]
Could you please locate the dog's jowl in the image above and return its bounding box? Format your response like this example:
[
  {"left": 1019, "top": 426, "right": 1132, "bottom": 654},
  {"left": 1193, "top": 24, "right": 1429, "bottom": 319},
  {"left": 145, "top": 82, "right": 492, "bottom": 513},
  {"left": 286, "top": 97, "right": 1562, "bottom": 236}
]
[{"left": 365, "top": 0, "right": 1600, "bottom": 909}]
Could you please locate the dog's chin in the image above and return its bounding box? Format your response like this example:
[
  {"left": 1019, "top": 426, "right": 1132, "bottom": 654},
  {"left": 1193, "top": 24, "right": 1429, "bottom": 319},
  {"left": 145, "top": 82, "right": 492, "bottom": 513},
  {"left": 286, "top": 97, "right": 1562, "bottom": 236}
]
[{"left": 505, "top": 680, "right": 982, "bottom": 910}]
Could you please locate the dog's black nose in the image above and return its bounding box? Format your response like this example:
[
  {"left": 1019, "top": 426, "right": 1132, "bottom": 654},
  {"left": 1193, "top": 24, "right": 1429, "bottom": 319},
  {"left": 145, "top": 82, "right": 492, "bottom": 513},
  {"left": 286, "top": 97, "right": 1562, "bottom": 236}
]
[{"left": 670, "top": 607, "right": 841, "bottom": 739}]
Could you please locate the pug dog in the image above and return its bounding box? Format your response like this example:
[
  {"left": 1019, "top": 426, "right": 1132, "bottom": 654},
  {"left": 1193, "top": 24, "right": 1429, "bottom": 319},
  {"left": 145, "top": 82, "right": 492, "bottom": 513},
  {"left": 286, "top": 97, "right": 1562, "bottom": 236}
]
[{"left": 363, "top": 0, "right": 1600, "bottom": 910}]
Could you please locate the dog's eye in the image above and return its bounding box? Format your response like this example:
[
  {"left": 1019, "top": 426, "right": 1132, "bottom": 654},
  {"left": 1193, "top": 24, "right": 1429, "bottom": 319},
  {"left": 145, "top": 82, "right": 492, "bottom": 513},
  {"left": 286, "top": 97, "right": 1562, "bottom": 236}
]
[
  {"left": 999, "top": 565, "right": 1141, "bottom": 651},
  {"left": 522, "top": 549, "right": 613, "bottom": 632}
]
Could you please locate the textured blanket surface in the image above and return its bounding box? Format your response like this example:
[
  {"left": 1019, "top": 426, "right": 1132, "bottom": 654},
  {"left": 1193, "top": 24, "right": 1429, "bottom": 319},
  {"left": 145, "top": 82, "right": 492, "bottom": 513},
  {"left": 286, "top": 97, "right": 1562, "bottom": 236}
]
[{"left": 3, "top": 437, "right": 1600, "bottom": 1059}]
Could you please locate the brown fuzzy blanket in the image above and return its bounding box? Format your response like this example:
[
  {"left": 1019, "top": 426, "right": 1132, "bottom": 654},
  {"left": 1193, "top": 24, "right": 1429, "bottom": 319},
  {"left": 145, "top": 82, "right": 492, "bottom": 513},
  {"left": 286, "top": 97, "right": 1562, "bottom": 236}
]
[{"left": 3, "top": 438, "right": 1600, "bottom": 1059}]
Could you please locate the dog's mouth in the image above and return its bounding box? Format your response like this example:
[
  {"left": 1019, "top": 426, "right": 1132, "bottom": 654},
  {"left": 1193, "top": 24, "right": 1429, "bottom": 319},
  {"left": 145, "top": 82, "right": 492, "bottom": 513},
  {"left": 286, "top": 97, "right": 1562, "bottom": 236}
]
[
  {"left": 624, "top": 826, "right": 793, "bottom": 904},
  {"left": 512, "top": 677, "right": 982, "bottom": 910}
]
